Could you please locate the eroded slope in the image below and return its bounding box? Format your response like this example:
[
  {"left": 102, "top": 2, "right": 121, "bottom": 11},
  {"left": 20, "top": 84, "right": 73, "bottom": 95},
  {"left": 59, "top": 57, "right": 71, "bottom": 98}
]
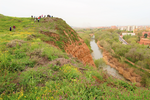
[{"left": 39, "top": 18, "right": 95, "bottom": 67}]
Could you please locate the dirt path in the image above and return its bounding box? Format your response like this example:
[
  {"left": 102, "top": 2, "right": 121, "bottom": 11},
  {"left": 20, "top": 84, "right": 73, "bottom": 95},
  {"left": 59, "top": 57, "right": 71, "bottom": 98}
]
[{"left": 124, "top": 58, "right": 150, "bottom": 73}]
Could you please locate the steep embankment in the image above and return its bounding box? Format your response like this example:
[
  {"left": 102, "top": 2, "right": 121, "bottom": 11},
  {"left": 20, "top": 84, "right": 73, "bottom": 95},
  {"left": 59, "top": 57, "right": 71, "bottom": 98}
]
[
  {"left": 64, "top": 32, "right": 96, "bottom": 68},
  {"left": 39, "top": 18, "right": 95, "bottom": 67}
]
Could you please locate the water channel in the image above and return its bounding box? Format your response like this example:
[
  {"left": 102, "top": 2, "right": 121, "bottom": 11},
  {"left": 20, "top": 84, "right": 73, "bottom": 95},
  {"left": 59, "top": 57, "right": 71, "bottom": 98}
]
[{"left": 90, "top": 35, "right": 124, "bottom": 79}]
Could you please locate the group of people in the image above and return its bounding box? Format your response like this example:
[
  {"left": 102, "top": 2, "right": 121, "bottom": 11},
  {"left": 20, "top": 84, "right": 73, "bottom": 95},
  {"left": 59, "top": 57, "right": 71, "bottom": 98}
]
[
  {"left": 10, "top": 26, "right": 16, "bottom": 31},
  {"left": 9, "top": 14, "right": 54, "bottom": 31},
  {"left": 31, "top": 14, "right": 54, "bottom": 22}
]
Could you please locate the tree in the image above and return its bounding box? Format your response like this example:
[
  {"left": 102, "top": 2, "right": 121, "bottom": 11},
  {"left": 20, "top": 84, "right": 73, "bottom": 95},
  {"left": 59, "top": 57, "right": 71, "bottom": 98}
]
[
  {"left": 144, "top": 34, "right": 148, "bottom": 38},
  {"left": 137, "top": 32, "right": 142, "bottom": 41}
]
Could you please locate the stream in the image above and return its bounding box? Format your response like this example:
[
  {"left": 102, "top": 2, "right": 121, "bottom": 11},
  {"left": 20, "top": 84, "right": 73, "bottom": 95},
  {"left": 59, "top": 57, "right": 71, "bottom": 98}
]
[{"left": 90, "top": 35, "right": 124, "bottom": 79}]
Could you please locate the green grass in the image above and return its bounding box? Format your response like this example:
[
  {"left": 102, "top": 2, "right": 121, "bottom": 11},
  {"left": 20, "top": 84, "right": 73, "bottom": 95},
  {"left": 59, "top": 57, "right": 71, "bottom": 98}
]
[
  {"left": 0, "top": 14, "right": 150, "bottom": 99},
  {"left": 0, "top": 15, "right": 79, "bottom": 52},
  {"left": 1, "top": 64, "right": 150, "bottom": 100}
]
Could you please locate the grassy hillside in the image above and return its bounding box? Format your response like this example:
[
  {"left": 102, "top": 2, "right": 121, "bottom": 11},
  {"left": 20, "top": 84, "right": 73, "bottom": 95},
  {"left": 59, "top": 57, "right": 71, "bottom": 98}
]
[{"left": 0, "top": 15, "right": 150, "bottom": 99}]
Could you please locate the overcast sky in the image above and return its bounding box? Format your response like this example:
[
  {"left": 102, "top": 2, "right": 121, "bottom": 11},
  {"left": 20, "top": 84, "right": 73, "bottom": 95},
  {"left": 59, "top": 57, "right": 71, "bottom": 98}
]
[{"left": 1, "top": 0, "right": 150, "bottom": 27}]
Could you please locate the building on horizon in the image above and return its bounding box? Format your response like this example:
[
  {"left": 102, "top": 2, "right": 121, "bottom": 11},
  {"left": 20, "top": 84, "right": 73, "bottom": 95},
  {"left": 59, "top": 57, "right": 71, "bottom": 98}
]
[
  {"left": 122, "top": 33, "right": 135, "bottom": 36},
  {"left": 118, "top": 25, "right": 137, "bottom": 31},
  {"left": 111, "top": 26, "right": 117, "bottom": 29},
  {"left": 138, "top": 38, "right": 150, "bottom": 45}
]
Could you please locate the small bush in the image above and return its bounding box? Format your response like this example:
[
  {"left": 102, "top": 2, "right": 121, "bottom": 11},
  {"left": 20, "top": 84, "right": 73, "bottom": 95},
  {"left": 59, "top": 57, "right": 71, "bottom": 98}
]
[
  {"left": 94, "top": 58, "right": 106, "bottom": 69},
  {"left": 115, "top": 80, "right": 136, "bottom": 91},
  {"left": 52, "top": 65, "right": 60, "bottom": 71},
  {"left": 141, "top": 72, "right": 150, "bottom": 87},
  {"left": 79, "top": 43, "right": 82, "bottom": 45},
  {"left": 61, "top": 64, "right": 80, "bottom": 79},
  {"left": 6, "top": 39, "right": 25, "bottom": 48}
]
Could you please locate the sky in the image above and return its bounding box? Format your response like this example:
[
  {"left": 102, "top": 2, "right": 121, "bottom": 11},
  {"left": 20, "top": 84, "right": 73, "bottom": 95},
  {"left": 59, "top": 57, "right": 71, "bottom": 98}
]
[{"left": 0, "top": 0, "right": 150, "bottom": 27}]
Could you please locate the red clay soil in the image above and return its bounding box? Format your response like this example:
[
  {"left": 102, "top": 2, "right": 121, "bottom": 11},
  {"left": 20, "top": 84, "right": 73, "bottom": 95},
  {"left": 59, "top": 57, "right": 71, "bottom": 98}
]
[
  {"left": 64, "top": 31, "right": 96, "bottom": 68},
  {"left": 97, "top": 41, "right": 141, "bottom": 86},
  {"left": 40, "top": 31, "right": 96, "bottom": 68},
  {"left": 40, "top": 31, "right": 60, "bottom": 40}
]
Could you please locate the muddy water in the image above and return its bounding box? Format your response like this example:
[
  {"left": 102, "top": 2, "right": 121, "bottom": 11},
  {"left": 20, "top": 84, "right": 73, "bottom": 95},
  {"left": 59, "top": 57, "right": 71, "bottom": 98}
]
[{"left": 90, "top": 35, "right": 124, "bottom": 79}]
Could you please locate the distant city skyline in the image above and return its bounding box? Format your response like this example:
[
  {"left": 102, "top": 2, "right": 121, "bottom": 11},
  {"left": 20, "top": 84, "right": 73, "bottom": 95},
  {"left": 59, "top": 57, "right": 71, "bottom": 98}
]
[
  {"left": 73, "top": 24, "right": 150, "bottom": 28},
  {"left": 1, "top": 0, "right": 150, "bottom": 27}
]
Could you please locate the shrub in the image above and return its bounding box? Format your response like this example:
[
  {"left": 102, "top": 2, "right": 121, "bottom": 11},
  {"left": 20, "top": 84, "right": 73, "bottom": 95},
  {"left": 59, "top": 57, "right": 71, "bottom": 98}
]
[
  {"left": 141, "top": 72, "right": 150, "bottom": 87},
  {"left": 61, "top": 64, "right": 80, "bottom": 79},
  {"left": 79, "top": 43, "right": 82, "bottom": 45},
  {"left": 52, "top": 65, "right": 60, "bottom": 71},
  {"left": 94, "top": 58, "right": 106, "bottom": 69},
  {"left": 115, "top": 80, "right": 137, "bottom": 91},
  {"left": 6, "top": 39, "right": 26, "bottom": 48}
]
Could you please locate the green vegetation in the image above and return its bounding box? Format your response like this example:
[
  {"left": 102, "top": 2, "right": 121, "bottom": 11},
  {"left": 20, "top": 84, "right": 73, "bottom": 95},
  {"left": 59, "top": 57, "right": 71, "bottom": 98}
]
[
  {"left": 94, "top": 58, "right": 106, "bottom": 69},
  {"left": 123, "top": 34, "right": 138, "bottom": 44},
  {"left": 0, "top": 14, "right": 150, "bottom": 99},
  {"left": 93, "top": 29, "right": 150, "bottom": 87},
  {"left": 76, "top": 28, "right": 150, "bottom": 87},
  {"left": 122, "top": 35, "right": 150, "bottom": 69},
  {"left": 75, "top": 28, "right": 96, "bottom": 52},
  {"left": 0, "top": 14, "right": 79, "bottom": 52}
]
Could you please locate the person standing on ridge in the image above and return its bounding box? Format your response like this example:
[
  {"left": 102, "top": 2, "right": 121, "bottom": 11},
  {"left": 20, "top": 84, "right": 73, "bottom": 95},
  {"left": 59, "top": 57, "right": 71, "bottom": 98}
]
[
  {"left": 38, "top": 17, "right": 40, "bottom": 22},
  {"left": 34, "top": 18, "right": 36, "bottom": 23},
  {"left": 10, "top": 27, "right": 12, "bottom": 31},
  {"left": 13, "top": 26, "right": 16, "bottom": 31}
]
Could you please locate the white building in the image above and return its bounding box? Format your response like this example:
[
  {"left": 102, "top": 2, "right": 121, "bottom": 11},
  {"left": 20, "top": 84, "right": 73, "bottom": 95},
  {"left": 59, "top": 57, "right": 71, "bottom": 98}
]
[
  {"left": 122, "top": 33, "right": 135, "bottom": 36},
  {"left": 132, "top": 26, "right": 136, "bottom": 31},
  {"left": 127, "top": 26, "right": 131, "bottom": 31}
]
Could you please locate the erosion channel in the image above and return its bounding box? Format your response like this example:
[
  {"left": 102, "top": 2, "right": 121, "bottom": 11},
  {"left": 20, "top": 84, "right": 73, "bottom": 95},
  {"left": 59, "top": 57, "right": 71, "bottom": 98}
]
[{"left": 90, "top": 35, "right": 125, "bottom": 80}]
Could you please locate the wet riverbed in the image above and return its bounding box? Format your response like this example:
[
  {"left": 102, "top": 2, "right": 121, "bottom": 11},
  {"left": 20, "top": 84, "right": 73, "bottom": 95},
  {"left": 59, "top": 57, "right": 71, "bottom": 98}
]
[{"left": 90, "top": 35, "right": 124, "bottom": 79}]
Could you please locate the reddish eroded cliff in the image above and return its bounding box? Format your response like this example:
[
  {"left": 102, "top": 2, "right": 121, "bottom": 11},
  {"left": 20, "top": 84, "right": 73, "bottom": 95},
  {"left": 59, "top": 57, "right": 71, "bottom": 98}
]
[
  {"left": 39, "top": 17, "right": 96, "bottom": 68},
  {"left": 40, "top": 30, "right": 96, "bottom": 68},
  {"left": 64, "top": 31, "right": 96, "bottom": 68}
]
